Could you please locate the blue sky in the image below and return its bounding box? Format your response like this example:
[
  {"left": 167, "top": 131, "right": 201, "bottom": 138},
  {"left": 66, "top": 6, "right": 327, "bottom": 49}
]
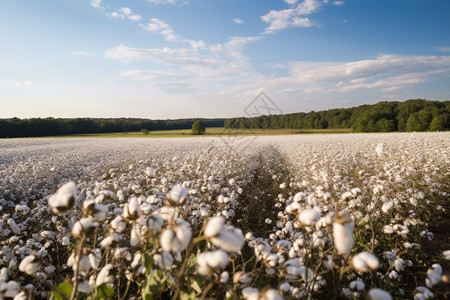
[{"left": 1, "top": 0, "right": 449, "bottom": 119}]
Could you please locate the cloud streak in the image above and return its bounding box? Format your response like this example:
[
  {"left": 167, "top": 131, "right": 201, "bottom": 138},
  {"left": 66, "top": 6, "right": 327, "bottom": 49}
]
[
  {"left": 107, "top": 7, "right": 142, "bottom": 21},
  {"left": 261, "top": 0, "right": 323, "bottom": 34},
  {"left": 141, "top": 18, "right": 178, "bottom": 41}
]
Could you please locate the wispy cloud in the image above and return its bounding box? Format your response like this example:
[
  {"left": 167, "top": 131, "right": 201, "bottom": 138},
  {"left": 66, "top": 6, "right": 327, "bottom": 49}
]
[
  {"left": 104, "top": 23, "right": 262, "bottom": 94},
  {"left": 332, "top": 1, "right": 344, "bottom": 6},
  {"left": 90, "top": 0, "right": 102, "bottom": 9},
  {"left": 288, "top": 54, "right": 450, "bottom": 84},
  {"left": 103, "top": 13, "right": 449, "bottom": 108},
  {"left": 72, "top": 51, "right": 95, "bottom": 56},
  {"left": 105, "top": 36, "right": 261, "bottom": 74},
  {"left": 233, "top": 18, "right": 244, "bottom": 24},
  {"left": 107, "top": 7, "right": 142, "bottom": 21},
  {"left": 141, "top": 18, "right": 178, "bottom": 41},
  {"left": 261, "top": 0, "right": 323, "bottom": 34},
  {"left": 435, "top": 46, "right": 450, "bottom": 52}
]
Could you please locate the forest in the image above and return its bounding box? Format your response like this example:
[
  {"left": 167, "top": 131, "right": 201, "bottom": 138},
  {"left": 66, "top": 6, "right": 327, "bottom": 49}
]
[
  {"left": 225, "top": 99, "right": 449, "bottom": 132},
  {"left": 1, "top": 99, "right": 448, "bottom": 138},
  {"left": 0, "top": 117, "right": 225, "bottom": 138}
]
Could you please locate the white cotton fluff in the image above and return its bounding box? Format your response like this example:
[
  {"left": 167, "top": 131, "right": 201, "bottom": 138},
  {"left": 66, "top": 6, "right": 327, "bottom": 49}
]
[
  {"left": 352, "top": 251, "right": 380, "bottom": 272},
  {"left": 333, "top": 215, "right": 354, "bottom": 255}
]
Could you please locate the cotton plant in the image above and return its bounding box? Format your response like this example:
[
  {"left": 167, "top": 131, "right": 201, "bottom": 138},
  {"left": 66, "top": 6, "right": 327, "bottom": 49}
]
[{"left": 0, "top": 133, "right": 448, "bottom": 299}]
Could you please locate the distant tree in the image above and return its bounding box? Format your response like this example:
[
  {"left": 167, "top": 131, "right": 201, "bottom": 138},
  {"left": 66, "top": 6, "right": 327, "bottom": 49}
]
[
  {"left": 192, "top": 120, "right": 206, "bottom": 135},
  {"left": 376, "top": 118, "right": 396, "bottom": 132},
  {"left": 405, "top": 113, "right": 421, "bottom": 132},
  {"left": 141, "top": 128, "right": 149, "bottom": 135},
  {"left": 429, "top": 114, "right": 448, "bottom": 131}
]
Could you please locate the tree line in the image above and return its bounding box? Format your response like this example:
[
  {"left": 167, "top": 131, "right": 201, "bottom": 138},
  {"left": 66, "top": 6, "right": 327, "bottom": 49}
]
[
  {"left": 1, "top": 99, "right": 449, "bottom": 138},
  {"left": 225, "top": 99, "right": 449, "bottom": 132},
  {"left": 0, "top": 117, "right": 225, "bottom": 138}
]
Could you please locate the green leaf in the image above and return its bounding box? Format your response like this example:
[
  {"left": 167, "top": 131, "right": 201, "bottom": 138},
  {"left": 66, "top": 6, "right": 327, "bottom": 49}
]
[
  {"left": 142, "top": 269, "right": 167, "bottom": 300},
  {"left": 180, "top": 290, "right": 197, "bottom": 300},
  {"left": 97, "top": 284, "right": 115, "bottom": 299},
  {"left": 49, "top": 282, "right": 72, "bottom": 300},
  {"left": 190, "top": 280, "right": 202, "bottom": 294},
  {"left": 143, "top": 252, "right": 153, "bottom": 275}
]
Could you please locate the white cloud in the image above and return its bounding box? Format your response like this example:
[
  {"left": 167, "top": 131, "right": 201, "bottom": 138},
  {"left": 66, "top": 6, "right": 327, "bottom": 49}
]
[
  {"left": 284, "top": 0, "right": 298, "bottom": 4},
  {"left": 188, "top": 40, "right": 206, "bottom": 50},
  {"left": 141, "top": 18, "right": 178, "bottom": 41},
  {"left": 233, "top": 18, "right": 244, "bottom": 24},
  {"left": 217, "top": 54, "right": 450, "bottom": 103},
  {"left": 436, "top": 46, "right": 450, "bottom": 52},
  {"left": 261, "top": 0, "right": 323, "bottom": 34},
  {"left": 288, "top": 54, "right": 450, "bottom": 84},
  {"left": 15, "top": 80, "right": 39, "bottom": 89},
  {"left": 332, "top": 1, "right": 344, "bottom": 6},
  {"left": 107, "top": 7, "right": 142, "bottom": 21},
  {"left": 90, "top": 0, "right": 101, "bottom": 8},
  {"left": 128, "top": 15, "right": 142, "bottom": 21},
  {"left": 296, "top": 0, "right": 323, "bottom": 15},
  {"left": 104, "top": 33, "right": 262, "bottom": 91},
  {"left": 72, "top": 51, "right": 95, "bottom": 56}
]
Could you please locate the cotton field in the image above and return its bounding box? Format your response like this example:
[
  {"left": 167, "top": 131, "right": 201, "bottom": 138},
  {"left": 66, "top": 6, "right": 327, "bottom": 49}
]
[{"left": 0, "top": 133, "right": 449, "bottom": 300}]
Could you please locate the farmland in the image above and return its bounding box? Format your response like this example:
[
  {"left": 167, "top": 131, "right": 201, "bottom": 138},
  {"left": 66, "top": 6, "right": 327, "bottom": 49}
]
[{"left": 0, "top": 133, "right": 448, "bottom": 299}]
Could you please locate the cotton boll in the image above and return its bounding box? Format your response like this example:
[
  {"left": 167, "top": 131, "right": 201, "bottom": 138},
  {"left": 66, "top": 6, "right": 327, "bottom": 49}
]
[
  {"left": 388, "top": 270, "right": 398, "bottom": 280},
  {"left": 242, "top": 287, "right": 259, "bottom": 300},
  {"left": 110, "top": 216, "right": 126, "bottom": 233},
  {"left": 44, "top": 265, "right": 56, "bottom": 274},
  {"left": 376, "top": 143, "right": 385, "bottom": 157},
  {"left": 368, "top": 288, "right": 392, "bottom": 300},
  {"left": 210, "top": 225, "right": 244, "bottom": 252},
  {"left": 385, "top": 251, "right": 395, "bottom": 266},
  {"left": 352, "top": 252, "right": 379, "bottom": 272},
  {"left": 167, "top": 184, "right": 188, "bottom": 206},
  {"left": 333, "top": 214, "right": 354, "bottom": 255},
  {"left": 100, "top": 232, "right": 121, "bottom": 249},
  {"left": 263, "top": 289, "right": 283, "bottom": 300},
  {"left": 394, "top": 257, "right": 405, "bottom": 272},
  {"left": 71, "top": 218, "right": 98, "bottom": 238},
  {"left": 383, "top": 225, "right": 394, "bottom": 234},
  {"left": 0, "top": 280, "right": 21, "bottom": 298},
  {"left": 47, "top": 181, "right": 77, "bottom": 214},
  {"left": 415, "top": 286, "right": 434, "bottom": 299},
  {"left": 82, "top": 199, "right": 108, "bottom": 220},
  {"left": 19, "top": 254, "right": 41, "bottom": 275},
  {"left": 426, "top": 264, "right": 442, "bottom": 288},
  {"left": 61, "top": 236, "right": 70, "bottom": 246},
  {"left": 233, "top": 272, "right": 252, "bottom": 288},
  {"left": 78, "top": 279, "right": 94, "bottom": 294},
  {"left": 154, "top": 252, "right": 173, "bottom": 271},
  {"left": 122, "top": 197, "right": 141, "bottom": 221},
  {"left": 349, "top": 280, "right": 365, "bottom": 291},
  {"left": 443, "top": 250, "right": 450, "bottom": 260},
  {"left": 96, "top": 264, "right": 115, "bottom": 286},
  {"left": 89, "top": 249, "right": 102, "bottom": 270},
  {"left": 298, "top": 209, "right": 320, "bottom": 227},
  {"left": 323, "top": 255, "right": 333, "bottom": 270},
  {"left": 147, "top": 214, "right": 164, "bottom": 233},
  {"left": 204, "top": 216, "right": 225, "bottom": 238},
  {"left": 381, "top": 198, "right": 394, "bottom": 213},
  {"left": 144, "top": 167, "right": 155, "bottom": 177},
  {"left": 160, "top": 219, "right": 192, "bottom": 252},
  {"left": 130, "top": 225, "right": 142, "bottom": 246}
]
